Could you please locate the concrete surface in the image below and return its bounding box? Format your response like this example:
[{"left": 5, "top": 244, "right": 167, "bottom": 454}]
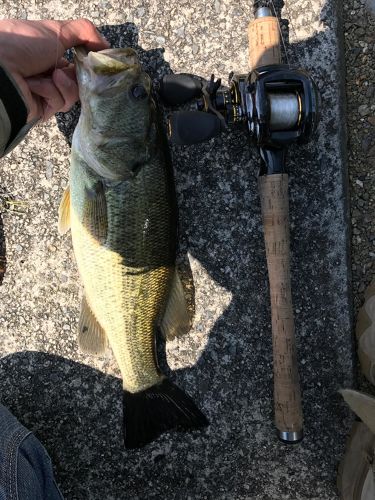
[
  {"left": 344, "top": 0, "right": 375, "bottom": 415},
  {"left": 344, "top": 0, "right": 375, "bottom": 313},
  {"left": 0, "top": 1, "right": 353, "bottom": 499}
]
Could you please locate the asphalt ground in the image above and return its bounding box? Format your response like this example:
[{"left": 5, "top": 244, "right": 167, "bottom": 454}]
[
  {"left": 0, "top": 1, "right": 354, "bottom": 499},
  {"left": 343, "top": 0, "right": 375, "bottom": 452}
]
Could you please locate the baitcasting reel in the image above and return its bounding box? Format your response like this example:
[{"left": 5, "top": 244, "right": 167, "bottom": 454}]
[
  {"left": 158, "top": 66, "right": 319, "bottom": 173},
  {"left": 158, "top": 1, "right": 319, "bottom": 176}
]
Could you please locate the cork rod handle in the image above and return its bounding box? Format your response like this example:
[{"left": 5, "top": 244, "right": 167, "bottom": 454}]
[
  {"left": 248, "top": 15, "right": 281, "bottom": 69},
  {"left": 258, "top": 175, "right": 303, "bottom": 441}
]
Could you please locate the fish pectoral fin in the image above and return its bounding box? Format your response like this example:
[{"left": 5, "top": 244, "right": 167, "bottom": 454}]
[
  {"left": 58, "top": 186, "right": 71, "bottom": 235},
  {"left": 78, "top": 295, "right": 107, "bottom": 355},
  {"left": 160, "top": 270, "right": 191, "bottom": 341},
  {"left": 83, "top": 181, "right": 107, "bottom": 243}
]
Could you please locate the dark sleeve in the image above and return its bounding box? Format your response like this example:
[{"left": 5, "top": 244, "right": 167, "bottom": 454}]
[{"left": 0, "top": 65, "right": 37, "bottom": 158}]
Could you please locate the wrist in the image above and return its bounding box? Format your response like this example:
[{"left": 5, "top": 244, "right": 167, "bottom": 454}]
[
  {"left": 0, "top": 63, "right": 36, "bottom": 156},
  {"left": 8, "top": 70, "right": 39, "bottom": 122}
]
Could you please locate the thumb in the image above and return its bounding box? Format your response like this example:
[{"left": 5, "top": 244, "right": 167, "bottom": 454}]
[{"left": 56, "top": 19, "right": 110, "bottom": 52}]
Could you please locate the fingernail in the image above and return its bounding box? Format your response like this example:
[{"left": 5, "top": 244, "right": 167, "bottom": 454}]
[
  {"left": 97, "top": 29, "right": 110, "bottom": 46},
  {"left": 43, "top": 104, "right": 54, "bottom": 122}
]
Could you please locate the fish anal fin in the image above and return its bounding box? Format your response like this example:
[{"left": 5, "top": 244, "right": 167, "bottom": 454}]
[
  {"left": 78, "top": 295, "right": 107, "bottom": 355},
  {"left": 160, "top": 270, "right": 191, "bottom": 341},
  {"left": 58, "top": 186, "right": 71, "bottom": 235},
  {"left": 83, "top": 182, "right": 107, "bottom": 243}
]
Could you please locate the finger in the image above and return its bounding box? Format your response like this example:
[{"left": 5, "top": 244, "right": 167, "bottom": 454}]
[
  {"left": 52, "top": 68, "right": 79, "bottom": 112},
  {"left": 57, "top": 19, "right": 110, "bottom": 52},
  {"left": 26, "top": 77, "right": 65, "bottom": 121},
  {"left": 56, "top": 57, "right": 70, "bottom": 69},
  {"left": 39, "top": 58, "right": 70, "bottom": 78},
  {"left": 58, "top": 64, "right": 77, "bottom": 82}
]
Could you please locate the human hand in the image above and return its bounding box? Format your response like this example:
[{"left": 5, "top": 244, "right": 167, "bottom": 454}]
[{"left": 0, "top": 19, "right": 110, "bottom": 122}]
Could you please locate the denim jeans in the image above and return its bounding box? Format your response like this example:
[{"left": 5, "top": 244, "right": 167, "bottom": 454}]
[{"left": 0, "top": 404, "right": 63, "bottom": 500}]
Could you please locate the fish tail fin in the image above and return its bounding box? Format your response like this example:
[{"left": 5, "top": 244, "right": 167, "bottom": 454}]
[{"left": 123, "top": 378, "right": 208, "bottom": 449}]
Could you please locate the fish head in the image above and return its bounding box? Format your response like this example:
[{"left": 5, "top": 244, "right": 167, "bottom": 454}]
[{"left": 73, "top": 46, "right": 154, "bottom": 180}]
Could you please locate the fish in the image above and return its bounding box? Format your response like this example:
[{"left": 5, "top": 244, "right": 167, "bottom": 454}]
[{"left": 58, "top": 46, "right": 208, "bottom": 448}]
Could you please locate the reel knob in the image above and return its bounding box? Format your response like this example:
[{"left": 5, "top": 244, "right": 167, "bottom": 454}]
[
  {"left": 159, "top": 74, "right": 202, "bottom": 106},
  {"left": 168, "top": 111, "right": 223, "bottom": 145}
]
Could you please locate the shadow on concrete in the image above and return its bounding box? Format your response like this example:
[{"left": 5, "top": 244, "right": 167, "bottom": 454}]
[
  {"left": 0, "top": 351, "right": 212, "bottom": 499},
  {"left": 1, "top": 7, "right": 353, "bottom": 498}
]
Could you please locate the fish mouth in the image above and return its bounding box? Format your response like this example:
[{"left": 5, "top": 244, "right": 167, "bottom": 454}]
[{"left": 74, "top": 46, "right": 139, "bottom": 75}]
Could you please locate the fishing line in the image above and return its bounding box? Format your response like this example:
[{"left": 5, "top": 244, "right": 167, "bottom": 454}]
[
  {"left": 46, "top": 19, "right": 60, "bottom": 170},
  {"left": 269, "top": 0, "right": 291, "bottom": 67},
  {"left": 44, "top": 18, "right": 65, "bottom": 194},
  {"left": 54, "top": 23, "right": 61, "bottom": 74}
]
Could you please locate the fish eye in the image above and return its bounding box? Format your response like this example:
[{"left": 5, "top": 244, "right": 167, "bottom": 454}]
[{"left": 130, "top": 84, "right": 148, "bottom": 101}]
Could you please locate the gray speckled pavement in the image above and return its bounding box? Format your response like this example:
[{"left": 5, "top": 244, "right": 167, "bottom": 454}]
[{"left": 0, "top": 1, "right": 352, "bottom": 499}]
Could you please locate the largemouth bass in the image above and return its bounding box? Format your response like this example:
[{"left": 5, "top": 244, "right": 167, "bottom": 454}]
[{"left": 58, "top": 46, "right": 208, "bottom": 448}]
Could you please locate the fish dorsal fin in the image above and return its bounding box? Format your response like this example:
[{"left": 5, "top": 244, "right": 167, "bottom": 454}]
[
  {"left": 83, "top": 182, "right": 107, "bottom": 243},
  {"left": 160, "top": 270, "right": 191, "bottom": 341},
  {"left": 58, "top": 186, "right": 71, "bottom": 235},
  {"left": 78, "top": 294, "right": 107, "bottom": 355},
  {"left": 340, "top": 389, "right": 375, "bottom": 435}
]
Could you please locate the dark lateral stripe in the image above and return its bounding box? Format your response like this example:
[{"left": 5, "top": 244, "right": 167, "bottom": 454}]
[{"left": 0, "top": 67, "right": 28, "bottom": 147}]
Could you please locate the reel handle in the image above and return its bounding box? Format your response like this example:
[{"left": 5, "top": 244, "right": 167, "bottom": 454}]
[
  {"left": 159, "top": 74, "right": 202, "bottom": 106},
  {"left": 258, "top": 174, "right": 303, "bottom": 443},
  {"left": 168, "top": 111, "right": 223, "bottom": 145}
]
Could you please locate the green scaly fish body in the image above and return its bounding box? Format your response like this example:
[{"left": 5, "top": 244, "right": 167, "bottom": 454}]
[{"left": 70, "top": 48, "right": 176, "bottom": 393}]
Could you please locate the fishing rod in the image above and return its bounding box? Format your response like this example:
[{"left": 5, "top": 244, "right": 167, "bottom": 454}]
[{"left": 158, "top": 0, "right": 319, "bottom": 443}]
